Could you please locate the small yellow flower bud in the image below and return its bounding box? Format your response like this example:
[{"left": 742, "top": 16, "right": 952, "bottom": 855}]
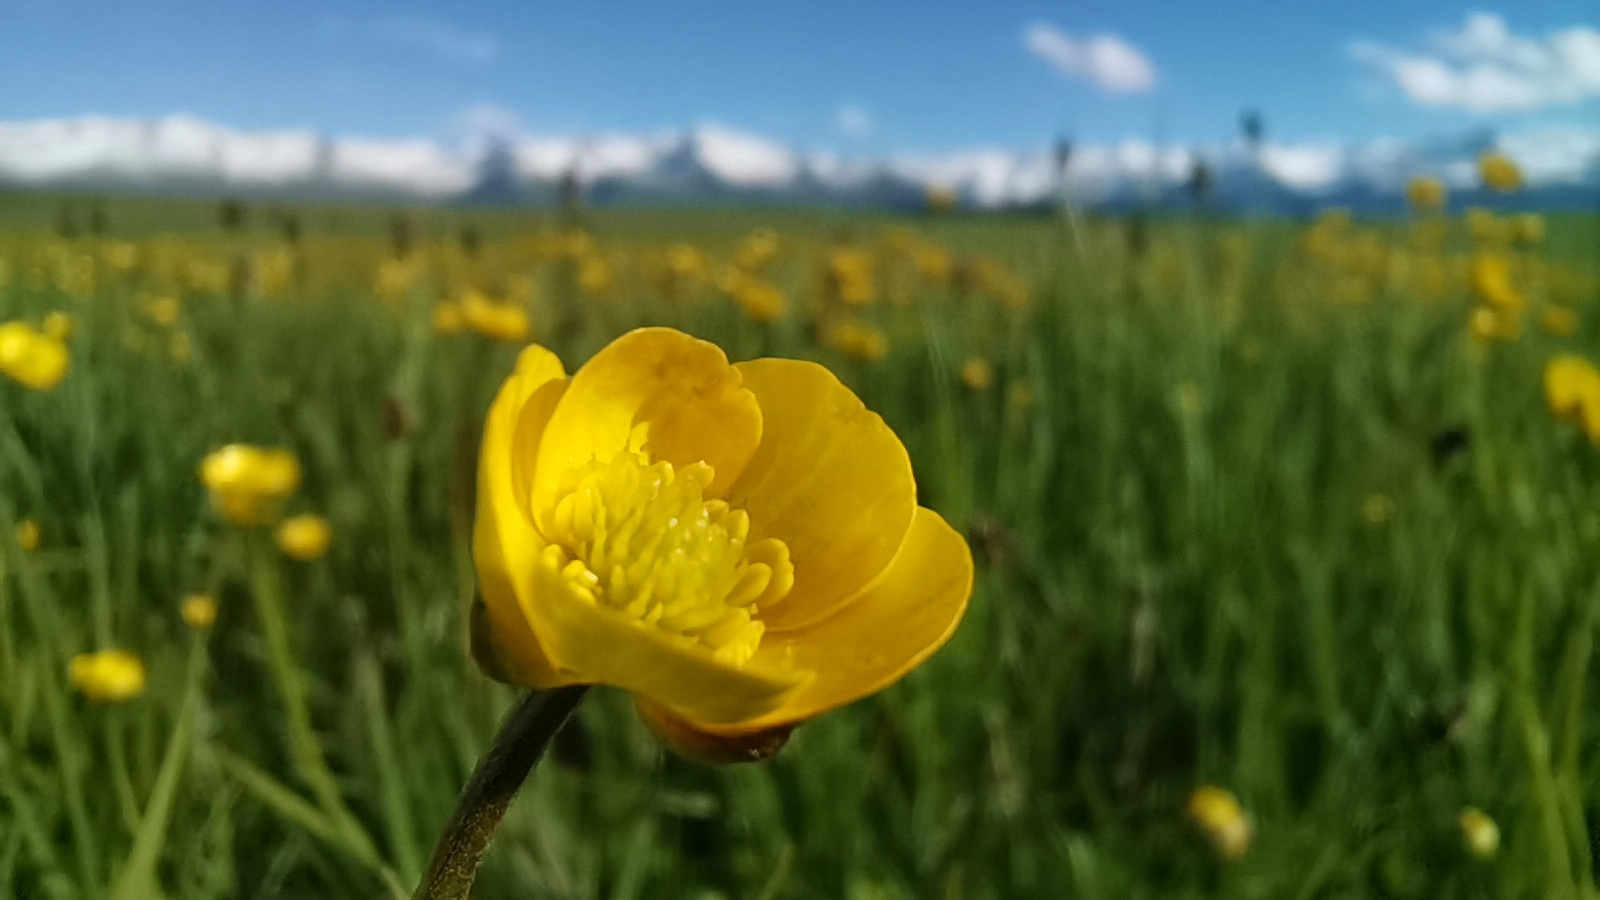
[
  {"left": 1189, "top": 786, "right": 1252, "bottom": 859},
  {"left": 70, "top": 650, "right": 146, "bottom": 703},
  {"left": 1459, "top": 807, "right": 1500, "bottom": 859},
  {"left": 960, "top": 357, "right": 994, "bottom": 391},
  {"left": 182, "top": 592, "right": 218, "bottom": 630},
  {"left": 277, "top": 513, "right": 332, "bottom": 561},
  {"left": 15, "top": 519, "right": 40, "bottom": 552}
]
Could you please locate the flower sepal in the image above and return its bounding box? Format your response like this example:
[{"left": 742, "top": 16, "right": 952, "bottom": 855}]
[{"left": 636, "top": 697, "right": 795, "bottom": 765}]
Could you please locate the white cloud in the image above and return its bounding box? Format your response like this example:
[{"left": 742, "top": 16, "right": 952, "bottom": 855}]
[
  {"left": 378, "top": 16, "right": 498, "bottom": 65},
  {"left": 1025, "top": 23, "right": 1157, "bottom": 94},
  {"left": 835, "top": 104, "right": 872, "bottom": 138},
  {"left": 1498, "top": 126, "right": 1600, "bottom": 183},
  {"left": 1351, "top": 13, "right": 1600, "bottom": 112}
]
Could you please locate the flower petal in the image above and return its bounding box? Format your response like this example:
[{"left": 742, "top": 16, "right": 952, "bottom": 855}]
[
  {"left": 473, "top": 345, "right": 568, "bottom": 686},
  {"left": 728, "top": 358, "right": 917, "bottom": 630},
  {"left": 711, "top": 507, "right": 972, "bottom": 733},
  {"left": 531, "top": 329, "right": 762, "bottom": 527},
  {"left": 520, "top": 559, "right": 810, "bottom": 725}
]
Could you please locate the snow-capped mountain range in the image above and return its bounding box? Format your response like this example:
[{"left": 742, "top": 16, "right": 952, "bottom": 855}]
[{"left": 1, "top": 114, "right": 1596, "bottom": 213}]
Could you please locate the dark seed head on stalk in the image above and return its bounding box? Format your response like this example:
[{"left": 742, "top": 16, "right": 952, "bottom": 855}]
[
  {"left": 1430, "top": 426, "right": 1471, "bottom": 468},
  {"left": 382, "top": 394, "right": 414, "bottom": 441}
]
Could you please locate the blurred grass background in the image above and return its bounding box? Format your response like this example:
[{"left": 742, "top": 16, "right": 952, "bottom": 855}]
[{"left": 2, "top": 192, "right": 1599, "bottom": 898}]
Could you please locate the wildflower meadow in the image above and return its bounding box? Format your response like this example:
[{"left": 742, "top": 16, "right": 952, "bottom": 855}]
[{"left": 3, "top": 161, "right": 1600, "bottom": 899}]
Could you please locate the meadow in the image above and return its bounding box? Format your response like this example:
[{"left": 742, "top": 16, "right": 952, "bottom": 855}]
[{"left": 1, "top": 188, "right": 1599, "bottom": 899}]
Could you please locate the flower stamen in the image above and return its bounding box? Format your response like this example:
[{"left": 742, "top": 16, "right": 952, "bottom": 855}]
[{"left": 542, "top": 450, "right": 792, "bottom": 666}]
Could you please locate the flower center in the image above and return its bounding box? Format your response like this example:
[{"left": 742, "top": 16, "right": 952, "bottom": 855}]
[{"left": 541, "top": 446, "right": 792, "bottom": 666}]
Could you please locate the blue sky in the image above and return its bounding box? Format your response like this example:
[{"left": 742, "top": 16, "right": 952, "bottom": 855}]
[{"left": 2, "top": 0, "right": 1596, "bottom": 151}]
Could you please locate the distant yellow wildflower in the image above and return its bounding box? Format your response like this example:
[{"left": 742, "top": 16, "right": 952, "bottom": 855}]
[
  {"left": 70, "top": 650, "right": 146, "bottom": 703},
  {"left": 142, "top": 295, "right": 181, "bottom": 327},
  {"left": 41, "top": 311, "right": 74, "bottom": 341},
  {"left": 0, "top": 321, "right": 70, "bottom": 391},
  {"left": 15, "top": 519, "right": 40, "bottom": 552},
  {"left": 1478, "top": 152, "right": 1522, "bottom": 193},
  {"left": 1471, "top": 253, "right": 1522, "bottom": 313},
  {"left": 199, "top": 445, "right": 302, "bottom": 526},
  {"left": 960, "top": 357, "right": 994, "bottom": 391},
  {"left": 1406, "top": 177, "right": 1446, "bottom": 211},
  {"left": 182, "top": 592, "right": 219, "bottom": 630},
  {"left": 1188, "top": 786, "right": 1252, "bottom": 859},
  {"left": 828, "top": 319, "right": 889, "bottom": 362},
  {"left": 1459, "top": 807, "right": 1500, "bottom": 859},
  {"left": 1469, "top": 306, "right": 1521, "bottom": 344},
  {"left": 733, "top": 280, "right": 787, "bottom": 323},
  {"left": 1543, "top": 306, "right": 1577, "bottom": 337},
  {"left": 827, "top": 248, "right": 876, "bottom": 306},
  {"left": 277, "top": 513, "right": 333, "bottom": 561},
  {"left": 460, "top": 291, "right": 532, "bottom": 342},
  {"left": 432, "top": 301, "right": 466, "bottom": 334},
  {"left": 1544, "top": 355, "right": 1600, "bottom": 444}
]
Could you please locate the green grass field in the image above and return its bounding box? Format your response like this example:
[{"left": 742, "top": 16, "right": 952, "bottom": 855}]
[{"left": 2, "top": 193, "right": 1599, "bottom": 899}]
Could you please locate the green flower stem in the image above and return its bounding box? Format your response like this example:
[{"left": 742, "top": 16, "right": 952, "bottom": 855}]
[
  {"left": 244, "top": 532, "right": 381, "bottom": 864},
  {"left": 414, "top": 686, "right": 588, "bottom": 900}
]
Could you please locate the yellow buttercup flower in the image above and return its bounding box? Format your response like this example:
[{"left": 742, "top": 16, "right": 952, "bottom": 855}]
[
  {"left": 1478, "top": 152, "right": 1522, "bottom": 193},
  {"left": 277, "top": 513, "right": 332, "bottom": 561},
  {"left": 733, "top": 279, "right": 787, "bottom": 323},
  {"left": 960, "top": 356, "right": 994, "bottom": 391},
  {"left": 915, "top": 246, "right": 953, "bottom": 283},
  {"left": 182, "top": 592, "right": 219, "bottom": 630},
  {"left": 142, "top": 295, "right": 181, "bottom": 327},
  {"left": 472, "top": 328, "right": 971, "bottom": 747},
  {"left": 1543, "top": 306, "right": 1577, "bottom": 337},
  {"left": 70, "top": 650, "right": 147, "bottom": 703},
  {"left": 1469, "top": 306, "right": 1521, "bottom": 344},
  {"left": 15, "top": 519, "right": 40, "bottom": 552},
  {"left": 0, "top": 321, "right": 71, "bottom": 391},
  {"left": 199, "top": 444, "right": 302, "bottom": 526},
  {"left": 1189, "top": 786, "right": 1251, "bottom": 859},
  {"left": 735, "top": 228, "right": 780, "bottom": 272},
  {"left": 1459, "top": 807, "right": 1500, "bottom": 859},
  {"left": 376, "top": 257, "right": 421, "bottom": 303},
  {"left": 1406, "top": 176, "right": 1445, "bottom": 211},
  {"left": 41, "top": 310, "right": 74, "bottom": 341},
  {"left": 827, "top": 248, "right": 876, "bottom": 306},
  {"left": 577, "top": 254, "right": 612, "bottom": 297},
  {"left": 432, "top": 301, "right": 466, "bottom": 335},
  {"left": 1471, "top": 253, "right": 1522, "bottom": 313},
  {"left": 461, "top": 290, "right": 533, "bottom": 342},
  {"left": 1544, "top": 355, "right": 1600, "bottom": 444},
  {"left": 827, "top": 319, "right": 889, "bottom": 362}
]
